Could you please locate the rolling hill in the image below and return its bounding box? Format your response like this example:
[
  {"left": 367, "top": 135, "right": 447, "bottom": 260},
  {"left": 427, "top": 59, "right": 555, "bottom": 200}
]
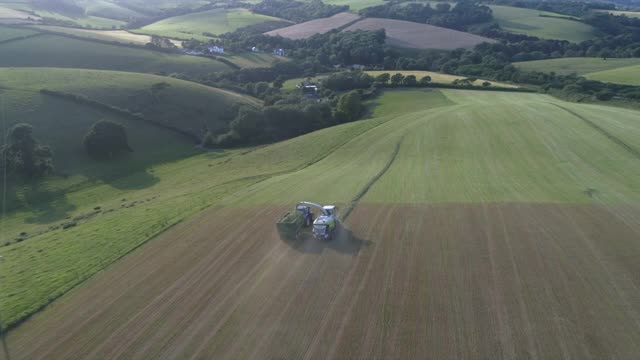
[
  {"left": 264, "top": 12, "right": 361, "bottom": 39},
  {"left": 489, "top": 5, "right": 598, "bottom": 42},
  {"left": 0, "top": 34, "right": 233, "bottom": 75},
  {"left": 134, "top": 8, "right": 287, "bottom": 41},
  {"left": 587, "top": 64, "right": 640, "bottom": 85},
  {"left": 342, "top": 18, "right": 495, "bottom": 49},
  {"left": 3, "top": 89, "right": 640, "bottom": 359},
  {"left": 0, "top": 67, "right": 260, "bottom": 155},
  {"left": 514, "top": 57, "right": 640, "bottom": 85},
  {"left": 514, "top": 57, "right": 640, "bottom": 76}
]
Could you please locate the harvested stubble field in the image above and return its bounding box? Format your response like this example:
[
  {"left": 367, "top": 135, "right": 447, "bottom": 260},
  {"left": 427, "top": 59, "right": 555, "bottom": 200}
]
[
  {"left": 342, "top": 17, "right": 495, "bottom": 49},
  {"left": 264, "top": 12, "right": 360, "bottom": 39},
  {"left": 4, "top": 90, "right": 640, "bottom": 359}
]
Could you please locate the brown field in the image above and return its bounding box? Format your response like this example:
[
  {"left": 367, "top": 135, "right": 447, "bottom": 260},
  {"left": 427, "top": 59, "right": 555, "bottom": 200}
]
[
  {"left": 343, "top": 17, "right": 496, "bottom": 49},
  {"left": 264, "top": 12, "right": 360, "bottom": 39},
  {"left": 6, "top": 202, "right": 640, "bottom": 359}
]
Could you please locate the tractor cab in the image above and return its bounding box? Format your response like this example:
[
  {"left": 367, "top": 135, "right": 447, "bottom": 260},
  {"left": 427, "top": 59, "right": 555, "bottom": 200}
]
[
  {"left": 312, "top": 206, "right": 338, "bottom": 240},
  {"left": 322, "top": 205, "right": 336, "bottom": 216}
]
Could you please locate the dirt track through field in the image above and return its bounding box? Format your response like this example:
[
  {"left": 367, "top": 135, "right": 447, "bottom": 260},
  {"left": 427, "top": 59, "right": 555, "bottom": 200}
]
[{"left": 5, "top": 202, "right": 640, "bottom": 359}]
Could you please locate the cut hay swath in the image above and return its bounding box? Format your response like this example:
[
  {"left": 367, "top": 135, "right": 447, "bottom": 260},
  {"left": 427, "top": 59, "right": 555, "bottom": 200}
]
[{"left": 4, "top": 89, "right": 640, "bottom": 359}]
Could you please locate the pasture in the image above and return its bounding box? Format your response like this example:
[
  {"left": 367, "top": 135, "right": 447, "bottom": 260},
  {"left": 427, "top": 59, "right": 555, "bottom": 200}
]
[
  {"left": 134, "top": 8, "right": 285, "bottom": 41},
  {"left": 586, "top": 64, "right": 640, "bottom": 86},
  {"left": 223, "top": 52, "right": 287, "bottom": 68},
  {"left": 323, "top": 0, "right": 386, "bottom": 11},
  {"left": 4, "top": 89, "right": 640, "bottom": 359},
  {"left": 342, "top": 17, "right": 495, "bottom": 49},
  {"left": 489, "top": 5, "right": 598, "bottom": 42},
  {"left": 0, "top": 67, "right": 260, "bottom": 153},
  {"left": 514, "top": 57, "right": 640, "bottom": 76},
  {"left": 0, "top": 25, "right": 37, "bottom": 42},
  {"left": 27, "top": 25, "right": 182, "bottom": 47},
  {"left": 0, "top": 35, "right": 233, "bottom": 75}
]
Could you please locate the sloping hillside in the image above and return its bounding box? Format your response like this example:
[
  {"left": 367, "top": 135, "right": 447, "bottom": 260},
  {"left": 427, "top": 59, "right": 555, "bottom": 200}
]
[
  {"left": 0, "top": 67, "right": 259, "bottom": 142},
  {"left": 490, "top": 5, "right": 598, "bottom": 42},
  {"left": 134, "top": 8, "right": 287, "bottom": 41},
  {"left": 264, "top": 12, "right": 360, "bottom": 39},
  {"left": 0, "top": 34, "right": 233, "bottom": 75},
  {"left": 4, "top": 90, "right": 640, "bottom": 360},
  {"left": 342, "top": 17, "right": 495, "bottom": 49}
]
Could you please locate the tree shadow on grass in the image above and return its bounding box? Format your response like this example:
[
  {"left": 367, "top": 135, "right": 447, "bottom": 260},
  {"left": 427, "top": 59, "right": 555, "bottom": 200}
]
[
  {"left": 278, "top": 225, "right": 372, "bottom": 256},
  {"left": 93, "top": 169, "right": 160, "bottom": 190},
  {"left": 22, "top": 183, "right": 77, "bottom": 224}
]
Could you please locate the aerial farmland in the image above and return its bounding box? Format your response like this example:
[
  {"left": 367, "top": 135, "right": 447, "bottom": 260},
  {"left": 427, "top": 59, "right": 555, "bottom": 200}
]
[{"left": 1, "top": 0, "right": 640, "bottom": 358}]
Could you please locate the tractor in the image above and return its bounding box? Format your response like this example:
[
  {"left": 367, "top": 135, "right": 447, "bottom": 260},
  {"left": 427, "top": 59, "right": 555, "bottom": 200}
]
[{"left": 276, "top": 201, "right": 339, "bottom": 240}]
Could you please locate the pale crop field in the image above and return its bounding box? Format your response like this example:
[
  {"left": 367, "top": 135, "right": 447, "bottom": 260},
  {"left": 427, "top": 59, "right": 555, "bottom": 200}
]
[
  {"left": 365, "top": 70, "right": 518, "bottom": 88},
  {"left": 4, "top": 89, "right": 640, "bottom": 359}
]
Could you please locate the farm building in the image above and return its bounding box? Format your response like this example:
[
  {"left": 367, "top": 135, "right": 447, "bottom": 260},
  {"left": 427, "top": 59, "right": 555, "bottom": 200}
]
[{"left": 208, "top": 46, "right": 224, "bottom": 54}]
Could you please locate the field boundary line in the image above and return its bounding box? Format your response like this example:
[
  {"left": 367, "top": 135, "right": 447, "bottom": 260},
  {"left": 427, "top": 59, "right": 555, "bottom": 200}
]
[
  {"left": 547, "top": 102, "right": 640, "bottom": 161},
  {"left": 341, "top": 135, "right": 404, "bottom": 221},
  {"left": 0, "top": 32, "right": 43, "bottom": 46}
]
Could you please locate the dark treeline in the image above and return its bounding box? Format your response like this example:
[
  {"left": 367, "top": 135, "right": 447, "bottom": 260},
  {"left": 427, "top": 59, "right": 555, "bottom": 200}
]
[
  {"left": 250, "top": 0, "right": 348, "bottom": 23},
  {"left": 360, "top": 0, "right": 493, "bottom": 31}
]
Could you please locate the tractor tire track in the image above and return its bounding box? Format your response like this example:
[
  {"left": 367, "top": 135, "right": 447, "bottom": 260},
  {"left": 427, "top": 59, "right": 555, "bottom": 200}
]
[
  {"left": 548, "top": 102, "right": 640, "bottom": 161},
  {"left": 341, "top": 135, "right": 405, "bottom": 221}
]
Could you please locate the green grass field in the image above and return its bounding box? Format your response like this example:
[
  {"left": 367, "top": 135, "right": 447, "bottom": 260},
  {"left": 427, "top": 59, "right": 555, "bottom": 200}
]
[
  {"left": 514, "top": 57, "right": 640, "bottom": 76},
  {"left": 223, "top": 52, "right": 287, "bottom": 68},
  {"left": 0, "top": 25, "right": 37, "bottom": 42},
  {"left": 489, "top": 5, "right": 598, "bottom": 42},
  {"left": 513, "top": 57, "right": 640, "bottom": 85},
  {"left": 0, "top": 34, "right": 233, "bottom": 75},
  {"left": 586, "top": 64, "right": 640, "bottom": 86},
  {"left": 78, "top": 0, "right": 147, "bottom": 21},
  {"left": 323, "top": 0, "right": 386, "bottom": 11},
  {"left": 2, "top": 88, "right": 640, "bottom": 332},
  {"left": 0, "top": 67, "right": 259, "bottom": 141},
  {"left": 27, "top": 25, "right": 183, "bottom": 47},
  {"left": 134, "top": 8, "right": 285, "bottom": 41}
]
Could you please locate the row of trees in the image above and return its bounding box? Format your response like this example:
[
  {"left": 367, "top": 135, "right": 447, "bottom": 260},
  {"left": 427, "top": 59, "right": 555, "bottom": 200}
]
[
  {"left": 205, "top": 87, "right": 370, "bottom": 147},
  {"left": 250, "top": 0, "right": 348, "bottom": 23},
  {"left": 360, "top": 0, "right": 493, "bottom": 31},
  {"left": 1, "top": 121, "right": 132, "bottom": 179}
]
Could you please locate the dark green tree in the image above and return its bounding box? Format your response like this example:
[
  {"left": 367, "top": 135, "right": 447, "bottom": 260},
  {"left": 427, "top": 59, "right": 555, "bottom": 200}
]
[
  {"left": 402, "top": 75, "right": 417, "bottom": 86},
  {"left": 375, "top": 73, "right": 391, "bottom": 84},
  {"left": 1, "top": 123, "right": 54, "bottom": 178},
  {"left": 419, "top": 75, "right": 432, "bottom": 85},
  {"left": 337, "top": 91, "right": 363, "bottom": 122},
  {"left": 83, "top": 120, "right": 132, "bottom": 160},
  {"left": 390, "top": 73, "right": 405, "bottom": 86}
]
